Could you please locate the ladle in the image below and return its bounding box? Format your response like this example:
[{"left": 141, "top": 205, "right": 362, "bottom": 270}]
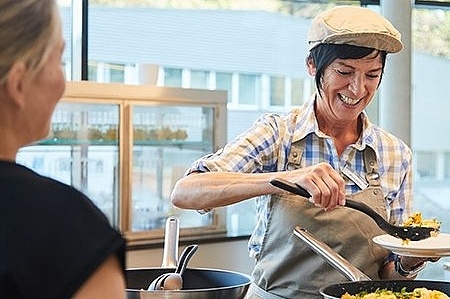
[
  {"left": 147, "top": 244, "right": 199, "bottom": 291},
  {"left": 270, "top": 178, "right": 436, "bottom": 241}
]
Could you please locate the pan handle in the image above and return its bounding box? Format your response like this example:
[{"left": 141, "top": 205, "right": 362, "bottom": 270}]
[
  {"left": 293, "top": 226, "right": 371, "bottom": 282},
  {"left": 161, "top": 216, "right": 180, "bottom": 268}
]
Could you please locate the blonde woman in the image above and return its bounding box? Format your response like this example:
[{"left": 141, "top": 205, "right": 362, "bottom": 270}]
[{"left": 0, "top": 1, "right": 126, "bottom": 298}]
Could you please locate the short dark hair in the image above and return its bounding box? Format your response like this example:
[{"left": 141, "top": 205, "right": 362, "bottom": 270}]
[{"left": 308, "top": 44, "right": 387, "bottom": 96}]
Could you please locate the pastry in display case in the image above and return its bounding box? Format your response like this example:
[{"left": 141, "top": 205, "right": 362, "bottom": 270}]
[
  {"left": 131, "top": 105, "right": 215, "bottom": 230},
  {"left": 16, "top": 81, "right": 227, "bottom": 242},
  {"left": 18, "top": 102, "right": 121, "bottom": 225}
]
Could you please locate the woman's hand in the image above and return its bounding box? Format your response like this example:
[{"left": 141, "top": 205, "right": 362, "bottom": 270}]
[
  {"left": 278, "top": 163, "right": 346, "bottom": 211},
  {"left": 400, "top": 256, "right": 440, "bottom": 268}
]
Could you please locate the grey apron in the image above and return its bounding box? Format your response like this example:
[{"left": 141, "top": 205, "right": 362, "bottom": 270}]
[{"left": 245, "top": 141, "right": 389, "bottom": 299}]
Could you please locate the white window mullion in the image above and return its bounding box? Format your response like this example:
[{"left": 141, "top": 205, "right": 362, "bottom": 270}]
[
  {"left": 231, "top": 73, "right": 239, "bottom": 107},
  {"left": 182, "top": 68, "right": 190, "bottom": 88},
  {"left": 285, "top": 77, "right": 292, "bottom": 107},
  {"left": 71, "top": 0, "right": 83, "bottom": 80},
  {"left": 209, "top": 71, "right": 216, "bottom": 90}
]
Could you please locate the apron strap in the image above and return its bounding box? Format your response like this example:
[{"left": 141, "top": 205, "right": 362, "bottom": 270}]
[
  {"left": 290, "top": 139, "right": 381, "bottom": 189},
  {"left": 363, "top": 146, "right": 381, "bottom": 188}
]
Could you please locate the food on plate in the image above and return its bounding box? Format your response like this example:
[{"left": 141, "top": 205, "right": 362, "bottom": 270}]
[
  {"left": 341, "top": 287, "right": 450, "bottom": 298},
  {"left": 402, "top": 212, "right": 441, "bottom": 236},
  {"left": 398, "top": 212, "right": 441, "bottom": 244}
]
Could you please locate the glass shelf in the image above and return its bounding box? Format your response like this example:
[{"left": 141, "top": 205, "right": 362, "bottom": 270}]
[
  {"left": 17, "top": 81, "right": 228, "bottom": 242},
  {"left": 37, "top": 138, "right": 212, "bottom": 150},
  {"left": 38, "top": 139, "right": 119, "bottom": 146}
]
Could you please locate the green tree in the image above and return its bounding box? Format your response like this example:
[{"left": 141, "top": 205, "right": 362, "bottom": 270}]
[{"left": 413, "top": 9, "right": 450, "bottom": 59}]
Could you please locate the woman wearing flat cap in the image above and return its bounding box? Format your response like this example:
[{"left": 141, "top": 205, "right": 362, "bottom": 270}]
[{"left": 171, "top": 6, "right": 430, "bottom": 298}]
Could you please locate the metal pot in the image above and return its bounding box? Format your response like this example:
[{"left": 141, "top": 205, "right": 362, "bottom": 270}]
[
  {"left": 320, "top": 280, "right": 450, "bottom": 299},
  {"left": 126, "top": 267, "right": 252, "bottom": 299},
  {"left": 126, "top": 217, "right": 253, "bottom": 298},
  {"left": 293, "top": 226, "right": 450, "bottom": 299}
]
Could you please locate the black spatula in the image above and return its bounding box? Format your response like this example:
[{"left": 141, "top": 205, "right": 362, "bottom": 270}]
[{"left": 270, "top": 178, "right": 436, "bottom": 241}]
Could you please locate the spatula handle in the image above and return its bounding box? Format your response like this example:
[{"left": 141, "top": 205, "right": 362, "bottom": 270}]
[
  {"left": 270, "top": 178, "right": 388, "bottom": 230},
  {"left": 270, "top": 178, "right": 310, "bottom": 198}
]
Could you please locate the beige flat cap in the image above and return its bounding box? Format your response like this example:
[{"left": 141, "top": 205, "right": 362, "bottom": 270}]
[{"left": 308, "top": 6, "right": 403, "bottom": 53}]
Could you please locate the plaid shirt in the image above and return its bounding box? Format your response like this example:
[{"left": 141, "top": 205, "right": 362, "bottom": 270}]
[{"left": 187, "top": 97, "right": 413, "bottom": 258}]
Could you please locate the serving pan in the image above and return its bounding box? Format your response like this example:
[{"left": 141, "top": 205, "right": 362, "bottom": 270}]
[
  {"left": 126, "top": 217, "right": 252, "bottom": 299},
  {"left": 293, "top": 226, "right": 450, "bottom": 299},
  {"left": 126, "top": 267, "right": 252, "bottom": 299}
]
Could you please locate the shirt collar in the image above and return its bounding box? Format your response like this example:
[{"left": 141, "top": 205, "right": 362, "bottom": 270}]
[{"left": 292, "top": 93, "right": 380, "bottom": 157}]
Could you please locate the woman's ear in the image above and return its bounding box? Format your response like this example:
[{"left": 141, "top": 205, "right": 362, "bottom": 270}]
[
  {"left": 4, "top": 61, "right": 27, "bottom": 108},
  {"left": 306, "top": 56, "right": 317, "bottom": 76}
]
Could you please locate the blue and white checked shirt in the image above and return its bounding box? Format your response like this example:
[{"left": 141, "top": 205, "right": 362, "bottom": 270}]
[{"left": 187, "top": 97, "right": 413, "bottom": 258}]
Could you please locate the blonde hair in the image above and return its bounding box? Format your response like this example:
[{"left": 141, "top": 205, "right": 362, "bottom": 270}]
[{"left": 0, "top": 0, "right": 60, "bottom": 83}]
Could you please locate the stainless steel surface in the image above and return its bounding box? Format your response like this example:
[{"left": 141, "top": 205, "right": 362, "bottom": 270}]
[
  {"left": 126, "top": 216, "right": 252, "bottom": 298},
  {"left": 148, "top": 244, "right": 198, "bottom": 290},
  {"left": 161, "top": 217, "right": 179, "bottom": 268},
  {"left": 293, "top": 226, "right": 370, "bottom": 282},
  {"left": 126, "top": 268, "right": 252, "bottom": 299},
  {"left": 292, "top": 225, "right": 450, "bottom": 299},
  {"left": 174, "top": 244, "right": 198, "bottom": 282}
]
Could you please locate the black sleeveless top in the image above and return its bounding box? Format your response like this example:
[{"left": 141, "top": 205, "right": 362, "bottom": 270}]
[{"left": 0, "top": 161, "right": 125, "bottom": 299}]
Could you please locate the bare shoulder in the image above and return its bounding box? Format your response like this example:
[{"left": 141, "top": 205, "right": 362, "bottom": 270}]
[{"left": 72, "top": 254, "right": 126, "bottom": 299}]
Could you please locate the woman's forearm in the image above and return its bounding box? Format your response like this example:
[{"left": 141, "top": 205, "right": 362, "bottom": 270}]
[
  {"left": 170, "top": 171, "right": 279, "bottom": 210},
  {"left": 379, "top": 255, "right": 426, "bottom": 280}
]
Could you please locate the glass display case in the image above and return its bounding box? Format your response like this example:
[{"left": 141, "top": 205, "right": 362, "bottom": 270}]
[{"left": 17, "top": 81, "right": 227, "bottom": 243}]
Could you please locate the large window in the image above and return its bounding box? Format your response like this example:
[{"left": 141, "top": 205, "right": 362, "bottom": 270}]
[
  {"left": 238, "top": 73, "right": 260, "bottom": 106},
  {"left": 163, "top": 68, "right": 182, "bottom": 87},
  {"left": 215, "top": 72, "right": 233, "bottom": 103},
  {"left": 445, "top": 152, "right": 450, "bottom": 179},
  {"left": 415, "top": 151, "right": 437, "bottom": 180},
  {"left": 190, "top": 70, "right": 209, "bottom": 89},
  {"left": 58, "top": 0, "right": 73, "bottom": 79},
  {"left": 270, "top": 76, "right": 285, "bottom": 107},
  {"left": 48, "top": 0, "right": 450, "bottom": 280}
]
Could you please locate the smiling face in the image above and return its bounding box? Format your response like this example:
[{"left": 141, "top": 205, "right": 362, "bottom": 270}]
[{"left": 308, "top": 50, "right": 383, "bottom": 125}]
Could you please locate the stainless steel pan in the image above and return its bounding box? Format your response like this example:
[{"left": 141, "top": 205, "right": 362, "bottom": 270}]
[
  {"left": 126, "top": 267, "right": 253, "bottom": 299},
  {"left": 125, "top": 217, "right": 253, "bottom": 299},
  {"left": 293, "top": 226, "right": 450, "bottom": 299}
]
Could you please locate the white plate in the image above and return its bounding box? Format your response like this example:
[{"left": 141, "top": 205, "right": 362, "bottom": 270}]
[{"left": 372, "top": 233, "right": 450, "bottom": 257}]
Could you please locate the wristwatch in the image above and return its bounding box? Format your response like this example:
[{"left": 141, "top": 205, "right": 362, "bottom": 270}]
[{"left": 394, "top": 255, "right": 427, "bottom": 278}]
